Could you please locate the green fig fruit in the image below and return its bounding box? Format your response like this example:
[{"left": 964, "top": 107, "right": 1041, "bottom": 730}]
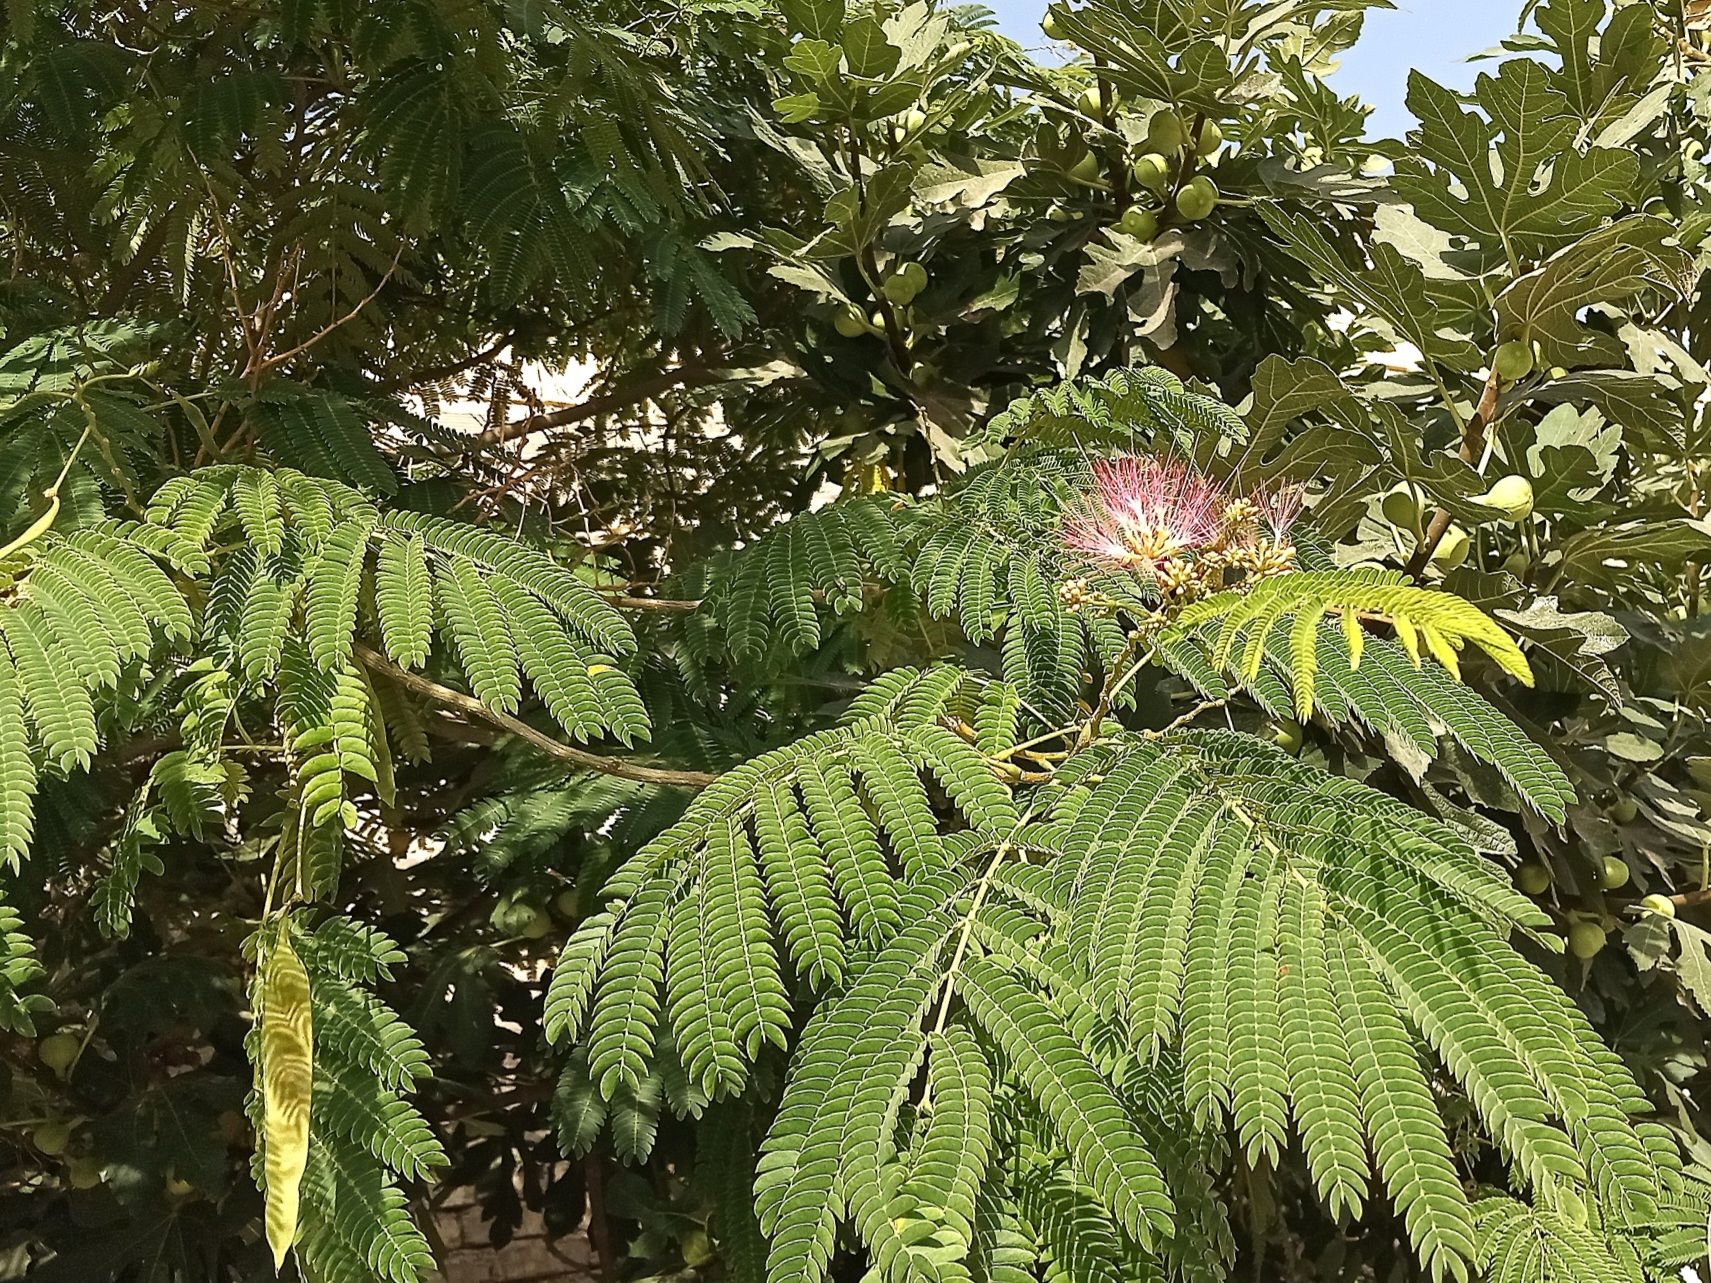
[
  {"left": 1480, "top": 474, "right": 1533, "bottom": 522},
  {"left": 1515, "top": 863, "right": 1552, "bottom": 895},
  {"left": 489, "top": 894, "right": 537, "bottom": 936},
  {"left": 518, "top": 907, "right": 553, "bottom": 940},
  {"left": 1598, "top": 856, "right": 1631, "bottom": 890},
  {"left": 1493, "top": 339, "right": 1534, "bottom": 381},
  {"left": 32, "top": 1121, "right": 72, "bottom": 1156},
  {"left": 882, "top": 272, "right": 920, "bottom": 305},
  {"left": 1639, "top": 893, "right": 1676, "bottom": 919},
  {"left": 1567, "top": 920, "right": 1608, "bottom": 959},
  {"left": 1146, "top": 109, "right": 1186, "bottom": 153},
  {"left": 1130, "top": 152, "right": 1171, "bottom": 190},
  {"left": 1195, "top": 118, "right": 1223, "bottom": 154},
  {"left": 37, "top": 1033, "right": 79, "bottom": 1075},
  {"left": 903, "top": 107, "right": 927, "bottom": 133},
  {"left": 1608, "top": 797, "right": 1638, "bottom": 824},
  {"left": 1430, "top": 524, "right": 1470, "bottom": 569},
  {"left": 1379, "top": 485, "right": 1420, "bottom": 530},
  {"left": 1078, "top": 85, "right": 1103, "bottom": 116},
  {"left": 66, "top": 1157, "right": 102, "bottom": 1190},
  {"left": 554, "top": 887, "right": 580, "bottom": 919},
  {"left": 1067, "top": 151, "right": 1102, "bottom": 182},
  {"left": 1117, "top": 207, "right": 1158, "bottom": 239},
  {"left": 682, "top": 1230, "right": 716, "bottom": 1268},
  {"left": 1041, "top": 10, "right": 1066, "bottom": 38},
  {"left": 833, "top": 304, "right": 868, "bottom": 338},
  {"left": 1174, "top": 175, "right": 1218, "bottom": 220},
  {"left": 1273, "top": 718, "right": 1304, "bottom": 754}
]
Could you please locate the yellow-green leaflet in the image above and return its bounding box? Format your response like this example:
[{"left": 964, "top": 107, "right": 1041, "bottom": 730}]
[{"left": 260, "top": 933, "right": 313, "bottom": 1270}]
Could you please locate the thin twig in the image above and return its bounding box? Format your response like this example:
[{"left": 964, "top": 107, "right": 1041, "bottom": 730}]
[
  {"left": 354, "top": 644, "right": 716, "bottom": 788},
  {"left": 255, "top": 242, "right": 405, "bottom": 373},
  {"left": 597, "top": 593, "right": 702, "bottom": 613}
]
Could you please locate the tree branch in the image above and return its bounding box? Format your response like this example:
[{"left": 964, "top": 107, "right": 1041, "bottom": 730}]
[
  {"left": 1405, "top": 365, "right": 1501, "bottom": 577},
  {"left": 354, "top": 644, "right": 716, "bottom": 788},
  {"left": 598, "top": 593, "right": 703, "bottom": 613},
  {"left": 474, "top": 362, "right": 726, "bottom": 446}
]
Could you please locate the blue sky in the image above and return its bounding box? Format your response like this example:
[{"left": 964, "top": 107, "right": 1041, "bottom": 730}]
[{"left": 984, "top": 0, "right": 1519, "bottom": 139}]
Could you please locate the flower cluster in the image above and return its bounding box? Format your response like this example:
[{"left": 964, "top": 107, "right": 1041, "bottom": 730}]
[{"left": 1061, "top": 456, "right": 1302, "bottom": 605}]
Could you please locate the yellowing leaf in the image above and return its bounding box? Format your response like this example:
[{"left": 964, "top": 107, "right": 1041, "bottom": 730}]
[{"left": 259, "top": 932, "right": 313, "bottom": 1270}]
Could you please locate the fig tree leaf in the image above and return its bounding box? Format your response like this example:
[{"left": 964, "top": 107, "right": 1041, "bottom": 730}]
[
  {"left": 1495, "top": 215, "right": 1693, "bottom": 369},
  {"left": 1394, "top": 63, "right": 1637, "bottom": 272},
  {"left": 841, "top": 16, "right": 899, "bottom": 79},
  {"left": 780, "top": 0, "right": 844, "bottom": 42},
  {"left": 1259, "top": 206, "right": 1482, "bottom": 370},
  {"left": 1494, "top": 596, "right": 1627, "bottom": 705},
  {"left": 1554, "top": 519, "right": 1711, "bottom": 592}
]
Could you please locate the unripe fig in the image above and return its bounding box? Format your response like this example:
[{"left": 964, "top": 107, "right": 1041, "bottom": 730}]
[
  {"left": 1609, "top": 797, "right": 1638, "bottom": 824},
  {"left": 869, "top": 309, "right": 886, "bottom": 330},
  {"left": 165, "top": 1172, "right": 196, "bottom": 1198},
  {"left": 1067, "top": 151, "right": 1102, "bottom": 182},
  {"left": 1146, "top": 109, "right": 1186, "bottom": 153},
  {"left": 1430, "top": 524, "right": 1470, "bottom": 569},
  {"left": 1195, "top": 118, "right": 1223, "bottom": 154},
  {"left": 1640, "top": 893, "right": 1676, "bottom": 919},
  {"left": 38, "top": 1033, "right": 78, "bottom": 1076},
  {"left": 518, "top": 907, "right": 553, "bottom": 940},
  {"left": 1117, "top": 207, "right": 1159, "bottom": 239},
  {"left": 1501, "top": 550, "right": 1530, "bottom": 576},
  {"left": 1041, "top": 10, "right": 1066, "bottom": 38},
  {"left": 1273, "top": 718, "right": 1304, "bottom": 754},
  {"left": 1078, "top": 85, "right": 1103, "bottom": 116},
  {"left": 903, "top": 107, "right": 927, "bottom": 133},
  {"left": 1493, "top": 339, "right": 1534, "bottom": 381},
  {"left": 1046, "top": 204, "right": 1074, "bottom": 223},
  {"left": 490, "top": 894, "right": 537, "bottom": 936},
  {"left": 1480, "top": 474, "right": 1533, "bottom": 522},
  {"left": 683, "top": 1229, "right": 716, "bottom": 1268},
  {"left": 1567, "top": 920, "right": 1608, "bottom": 959},
  {"left": 900, "top": 261, "right": 928, "bottom": 292},
  {"left": 1598, "top": 856, "right": 1631, "bottom": 890},
  {"left": 833, "top": 304, "right": 868, "bottom": 338},
  {"left": 66, "top": 1157, "right": 101, "bottom": 1190},
  {"left": 554, "top": 887, "right": 580, "bottom": 919},
  {"left": 1515, "top": 862, "right": 1552, "bottom": 895},
  {"left": 1379, "top": 485, "right": 1420, "bottom": 530},
  {"left": 1174, "top": 175, "right": 1218, "bottom": 220},
  {"left": 1130, "top": 152, "right": 1171, "bottom": 190},
  {"left": 32, "top": 1121, "right": 71, "bottom": 1156},
  {"left": 882, "top": 272, "right": 921, "bottom": 305}
]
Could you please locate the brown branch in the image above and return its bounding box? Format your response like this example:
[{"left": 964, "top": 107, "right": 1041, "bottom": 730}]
[
  {"left": 1405, "top": 364, "right": 1501, "bottom": 577},
  {"left": 383, "top": 332, "right": 520, "bottom": 391},
  {"left": 474, "top": 362, "right": 727, "bottom": 446},
  {"left": 254, "top": 241, "right": 405, "bottom": 374},
  {"left": 354, "top": 644, "right": 716, "bottom": 788},
  {"left": 598, "top": 593, "right": 702, "bottom": 613}
]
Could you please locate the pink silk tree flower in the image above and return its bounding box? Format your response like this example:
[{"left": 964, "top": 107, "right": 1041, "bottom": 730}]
[
  {"left": 1062, "top": 456, "right": 1227, "bottom": 570},
  {"left": 1252, "top": 480, "right": 1304, "bottom": 544}
]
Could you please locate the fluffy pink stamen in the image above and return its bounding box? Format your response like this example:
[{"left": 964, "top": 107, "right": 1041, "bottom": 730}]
[
  {"left": 1063, "top": 456, "right": 1225, "bottom": 569},
  {"left": 1253, "top": 481, "right": 1304, "bottom": 541}
]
